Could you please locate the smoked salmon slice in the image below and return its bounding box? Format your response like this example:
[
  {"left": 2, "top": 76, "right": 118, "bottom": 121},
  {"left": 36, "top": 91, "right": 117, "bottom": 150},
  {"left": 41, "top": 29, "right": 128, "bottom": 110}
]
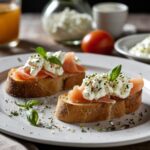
[
  {"left": 69, "top": 86, "right": 115, "bottom": 103},
  {"left": 69, "top": 86, "right": 87, "bottom": 103},
  {"left": 13, "top": 67, "right": 57, "bottom": 80},
  {"left": 63, "top": 52, "right": 85, "bottom": 73},
  {"left": 130, "top": 77, "right": 144, "bottom": 95},
  {"left": 13, "top": 67, "right": 35, "bottom": 80}
]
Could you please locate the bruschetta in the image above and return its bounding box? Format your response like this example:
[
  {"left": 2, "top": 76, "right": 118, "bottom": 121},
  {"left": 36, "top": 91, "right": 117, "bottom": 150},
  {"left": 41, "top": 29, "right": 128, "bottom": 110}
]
[
  {"left": 55, "top": 65, "right": 144, "bottom": 123},
  {"left": 6, "top": 47, "right": 85, "bottom": 98}
]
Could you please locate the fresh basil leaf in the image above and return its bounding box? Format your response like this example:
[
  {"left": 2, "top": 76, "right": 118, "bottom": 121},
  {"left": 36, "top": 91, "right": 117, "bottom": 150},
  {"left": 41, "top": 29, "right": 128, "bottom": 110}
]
[
  {"left": 47, "top": 56, "right": 62, "bottom": 66},
  {"left": 35, "top": 47, "right": 47, "bottom": 59},
  {"left": 15, "top": 101, "right": 26, "bottom": 108},
  {"left": 27, "top": 109, "right": 39, "bottom": 126},
  {"left": 108, "top": 65, "right": 122, "bottom": 81},
  {"left": 15, "top": 100, "right": 41, "bottom": 110},
  {"left": 35, "top": 47, "right": 62, "bottom": 66},
  {"left": 26, "top": 100, "right": 42, "bottom": 109}
]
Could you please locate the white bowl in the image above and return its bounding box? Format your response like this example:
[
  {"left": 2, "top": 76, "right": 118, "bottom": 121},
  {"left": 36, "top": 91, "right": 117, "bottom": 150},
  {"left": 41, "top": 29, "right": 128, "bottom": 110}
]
[{"left": 115, "top": 33, "right": 150, "bottom": 63}]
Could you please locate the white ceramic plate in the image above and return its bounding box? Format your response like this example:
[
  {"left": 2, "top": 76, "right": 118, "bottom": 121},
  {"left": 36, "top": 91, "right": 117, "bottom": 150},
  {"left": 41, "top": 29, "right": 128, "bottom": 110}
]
[
  {"left": 115, "top": 34, "right": 150, "bottom": 63},
  {"left": 0, "top": 53, "right": 150, "bottom": 147}
]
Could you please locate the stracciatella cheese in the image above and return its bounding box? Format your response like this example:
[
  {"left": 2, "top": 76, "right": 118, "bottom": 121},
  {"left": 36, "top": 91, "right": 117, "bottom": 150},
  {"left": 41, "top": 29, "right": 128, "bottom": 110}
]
[
  {"left": 24, "top": 51, "right": 65, "bottom": 77},
  {"left": 43, "top": 8, "right": 92, "bottom": 41},
  {"left": 129, "top": 36, "right": 150, "bottom": 58},
  {"left": 82, "top": 73, "right": 133, "bottom": 100}
]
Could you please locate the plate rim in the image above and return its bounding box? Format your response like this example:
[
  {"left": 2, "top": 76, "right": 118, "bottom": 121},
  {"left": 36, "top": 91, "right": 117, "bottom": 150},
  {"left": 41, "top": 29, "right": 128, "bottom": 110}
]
[{"left": 115, "top": 33, "right": 150, "bottom": 61}]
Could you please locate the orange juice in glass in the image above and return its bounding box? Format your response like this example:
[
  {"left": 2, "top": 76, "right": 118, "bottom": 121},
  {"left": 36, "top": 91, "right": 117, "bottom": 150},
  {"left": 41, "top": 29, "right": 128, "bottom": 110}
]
[{"left": 0, "top": 0, "right": 21, "bottom": 47}]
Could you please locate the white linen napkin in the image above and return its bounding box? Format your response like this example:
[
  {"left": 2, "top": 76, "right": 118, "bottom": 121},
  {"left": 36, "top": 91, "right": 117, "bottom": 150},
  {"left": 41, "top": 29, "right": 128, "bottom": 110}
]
[{"left": 0, "top": 133, "right": 27, "bottom": 150}]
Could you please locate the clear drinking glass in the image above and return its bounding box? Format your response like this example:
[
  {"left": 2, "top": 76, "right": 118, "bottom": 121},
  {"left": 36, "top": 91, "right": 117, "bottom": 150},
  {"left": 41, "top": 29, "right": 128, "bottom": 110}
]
[{"left": 0, "top": 0, "right": 21, "bottom": 48}]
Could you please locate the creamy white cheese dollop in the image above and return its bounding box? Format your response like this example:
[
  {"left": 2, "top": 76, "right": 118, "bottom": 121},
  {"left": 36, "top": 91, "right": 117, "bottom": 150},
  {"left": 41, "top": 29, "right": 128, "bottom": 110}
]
[
  {"left": 44, "top": 61, "right": 63, "bottom": 76},
  {"left": 24, "top": 51, "right": 65, "bottom": 77},
  {"left": 24, "top": 54, "right": 44, "bottom": 76},
  {"left": 130, "top": 36, "right": 150, "bottom": 58},
  {"left": 82, "top": 73, "right": 133, "bottom": 100},
  {"left": 43, "top": 8, "right": 92, "bottom": 41}
]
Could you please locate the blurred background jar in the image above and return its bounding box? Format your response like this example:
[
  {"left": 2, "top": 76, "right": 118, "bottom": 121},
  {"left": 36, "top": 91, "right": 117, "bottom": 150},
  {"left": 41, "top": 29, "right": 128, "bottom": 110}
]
[
  {"left": 0, "top": 0, "right": 21, "bottom": 48},
  {"left": 42, "top": 0, "right": 92, "bottom": 45}
]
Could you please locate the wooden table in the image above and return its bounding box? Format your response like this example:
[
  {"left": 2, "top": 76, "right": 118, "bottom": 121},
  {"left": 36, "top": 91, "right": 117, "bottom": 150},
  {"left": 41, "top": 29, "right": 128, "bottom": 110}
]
[
  {"left": 0, "top": 14, "right": 150, "bottom": 150},
  {"left": 1, "top": 13, "right": 150, "bottom": 57}
]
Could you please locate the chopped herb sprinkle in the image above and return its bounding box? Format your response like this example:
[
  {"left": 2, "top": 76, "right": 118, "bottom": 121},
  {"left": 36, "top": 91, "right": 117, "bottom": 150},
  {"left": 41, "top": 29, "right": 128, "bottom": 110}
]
[{"left": 10, "top": 111, "right": 19, "bottom": 116}]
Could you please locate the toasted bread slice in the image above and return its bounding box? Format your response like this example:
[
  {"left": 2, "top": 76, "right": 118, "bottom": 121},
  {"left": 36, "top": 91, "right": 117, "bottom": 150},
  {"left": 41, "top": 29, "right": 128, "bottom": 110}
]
[
  {"left": 55, "top": 91, "right": 142, "bottom": 123},
  {"left": 6, "top": 68, "right": 85, "bottom": 98}
]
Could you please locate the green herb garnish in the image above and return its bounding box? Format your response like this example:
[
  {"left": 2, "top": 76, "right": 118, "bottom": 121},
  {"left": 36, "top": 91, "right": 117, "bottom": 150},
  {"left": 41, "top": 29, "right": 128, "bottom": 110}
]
[
  {"left": 15, "top": 101, "right": 27, "bottom": 108},
  {"left": 35, "top": 47, "right": 62, "bottom": 66},
  {"left": 81, "top": 128, "right": 87, "bottom": 133},
  {"left": 27, "top": 109, "right": 39, "bottom": 126},
  {"left": 10, "top": 111, "right": 19, "bottom": 116},
  {"left": 15, "top": 100, "right": 41, "bottom": 126},
  {"left": 108, "top": 65, "right": 122, "bottom": 81},
  {"left": 26, "top": 100, "right": 42, "bottom": 109},
  {"left": 15, "top": 100, "right": 42, "bottom": 110},
  {"left": 47, "top": 56, "right": 62, "bottom": 66},
  {"left": 35, "top": 47, "right": 47, "bottom": 59}
]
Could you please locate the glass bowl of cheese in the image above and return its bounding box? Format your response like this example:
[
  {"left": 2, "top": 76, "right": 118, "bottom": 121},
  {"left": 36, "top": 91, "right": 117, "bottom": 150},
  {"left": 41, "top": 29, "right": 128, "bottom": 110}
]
[{"left": 42, "top": 0, "right": 92, "bottom": 45}]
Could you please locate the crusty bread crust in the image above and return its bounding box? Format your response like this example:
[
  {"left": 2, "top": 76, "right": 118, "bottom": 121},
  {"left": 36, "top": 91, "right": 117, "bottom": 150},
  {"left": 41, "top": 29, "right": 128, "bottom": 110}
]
[
  {"left": 55, "top": 91, "right": 142, "bottom": 123},
  {"left": 5, "top": 69, "right": 85, "bottom": 98}
]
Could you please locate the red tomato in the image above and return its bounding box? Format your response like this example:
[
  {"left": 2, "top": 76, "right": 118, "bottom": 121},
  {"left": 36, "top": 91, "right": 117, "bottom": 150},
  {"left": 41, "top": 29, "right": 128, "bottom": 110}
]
[{"left": 81, "top": 30, "right": 114, "bottom": 54}]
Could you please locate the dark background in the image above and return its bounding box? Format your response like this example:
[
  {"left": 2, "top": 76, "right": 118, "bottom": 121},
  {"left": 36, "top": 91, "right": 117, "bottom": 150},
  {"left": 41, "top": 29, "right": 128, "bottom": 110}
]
[{"left": 22, "top": 0, "right": 149, "bottom": 13}]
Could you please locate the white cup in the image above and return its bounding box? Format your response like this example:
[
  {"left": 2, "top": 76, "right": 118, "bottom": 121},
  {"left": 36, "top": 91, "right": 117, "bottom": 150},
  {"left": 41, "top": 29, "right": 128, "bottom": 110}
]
[{"left": 93, "top": 2, "right": 128, "bottom": 37}]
